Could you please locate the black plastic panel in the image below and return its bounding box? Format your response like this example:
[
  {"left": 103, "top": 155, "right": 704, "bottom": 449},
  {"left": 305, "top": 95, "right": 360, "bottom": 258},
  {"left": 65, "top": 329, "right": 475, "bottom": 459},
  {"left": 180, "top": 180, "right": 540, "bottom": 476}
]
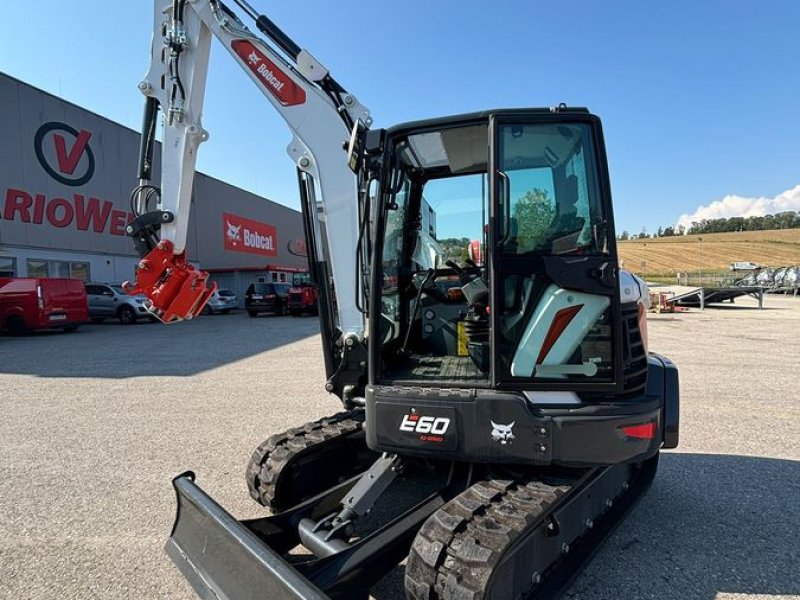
[{"left": 365, "top": 384, "right": 667, "bottom": 467}]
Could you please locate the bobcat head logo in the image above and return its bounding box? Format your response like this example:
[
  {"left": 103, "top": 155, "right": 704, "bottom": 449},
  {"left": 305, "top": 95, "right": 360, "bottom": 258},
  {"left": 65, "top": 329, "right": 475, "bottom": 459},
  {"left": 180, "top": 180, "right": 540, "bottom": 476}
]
[
  {"left": 247, "top": 51, "right": 260, "bottom": 66},
  {"left": 226, "top": 221, "right": 242, "bottom": 243},
  {"left": 491, "top": 421, "right": 515, "bottom": 445}
]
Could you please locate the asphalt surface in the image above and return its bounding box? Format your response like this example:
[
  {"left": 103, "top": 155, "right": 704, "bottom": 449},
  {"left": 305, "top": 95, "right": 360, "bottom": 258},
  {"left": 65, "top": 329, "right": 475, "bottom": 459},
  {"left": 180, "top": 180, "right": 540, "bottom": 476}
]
[{"left": 1, "top": 296, "right": 798, "bottom": 600}]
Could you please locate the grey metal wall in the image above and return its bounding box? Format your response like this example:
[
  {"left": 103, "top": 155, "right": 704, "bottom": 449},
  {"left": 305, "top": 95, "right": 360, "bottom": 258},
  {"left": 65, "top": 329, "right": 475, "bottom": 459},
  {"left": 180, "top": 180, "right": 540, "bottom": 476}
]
[
  {"left": 0, "top": 72, "right": 306, "bottom": 271},
  {"left": 192, "top": 173, "right": 307, "bottom": 270}
]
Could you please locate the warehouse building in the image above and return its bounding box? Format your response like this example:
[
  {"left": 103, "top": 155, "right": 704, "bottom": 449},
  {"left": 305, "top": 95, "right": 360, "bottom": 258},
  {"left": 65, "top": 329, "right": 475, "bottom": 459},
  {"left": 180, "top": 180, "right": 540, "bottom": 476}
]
[{"left": 0, "top": 72, "right": 308, "bottom": 300}]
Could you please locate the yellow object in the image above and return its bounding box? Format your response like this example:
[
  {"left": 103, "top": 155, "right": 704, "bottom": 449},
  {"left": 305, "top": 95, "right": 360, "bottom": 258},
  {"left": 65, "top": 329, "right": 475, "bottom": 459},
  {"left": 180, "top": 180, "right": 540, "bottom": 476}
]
[{"left": 457, "top": 321, "right": 468, "bottom": 356}]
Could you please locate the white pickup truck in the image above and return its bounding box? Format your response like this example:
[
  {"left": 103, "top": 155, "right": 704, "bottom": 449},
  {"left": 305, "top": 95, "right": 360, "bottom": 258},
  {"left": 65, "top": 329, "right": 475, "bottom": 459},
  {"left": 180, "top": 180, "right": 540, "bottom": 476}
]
[{"left": 730, "top": 261, "right": 761, "bottom": 271}]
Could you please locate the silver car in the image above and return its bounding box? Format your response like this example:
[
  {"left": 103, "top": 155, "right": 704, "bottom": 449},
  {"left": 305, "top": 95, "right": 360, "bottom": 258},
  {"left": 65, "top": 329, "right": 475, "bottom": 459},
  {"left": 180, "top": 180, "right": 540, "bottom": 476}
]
[
  {"left": 85, "top": 283, "right": 151, "bottom": 324},
  {"left": 202, "top": 288, "right": 238, "bottom": 315}
]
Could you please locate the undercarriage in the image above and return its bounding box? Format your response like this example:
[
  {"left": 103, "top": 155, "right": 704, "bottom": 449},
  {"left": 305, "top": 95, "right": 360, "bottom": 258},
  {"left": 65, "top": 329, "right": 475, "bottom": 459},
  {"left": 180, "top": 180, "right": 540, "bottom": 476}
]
[
  {"left": 168, "top": 404, "right": 666, "bottom": 600},
  {"left": 168, "top": 351, "right": 677, "bottom": 599}
]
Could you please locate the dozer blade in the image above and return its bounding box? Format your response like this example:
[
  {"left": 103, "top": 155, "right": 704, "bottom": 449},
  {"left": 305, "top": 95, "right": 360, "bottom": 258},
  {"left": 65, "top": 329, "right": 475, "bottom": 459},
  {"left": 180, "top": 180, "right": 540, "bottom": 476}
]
[{"left": 166, "top": 472, "right": 329, "bottom": 600}]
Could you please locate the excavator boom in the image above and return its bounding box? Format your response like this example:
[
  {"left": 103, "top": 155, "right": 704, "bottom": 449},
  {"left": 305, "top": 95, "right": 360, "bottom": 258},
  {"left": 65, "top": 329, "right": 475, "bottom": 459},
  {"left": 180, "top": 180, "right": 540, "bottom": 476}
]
[{"left": 127, "top": 0, "right": 369, "bottom": 336}]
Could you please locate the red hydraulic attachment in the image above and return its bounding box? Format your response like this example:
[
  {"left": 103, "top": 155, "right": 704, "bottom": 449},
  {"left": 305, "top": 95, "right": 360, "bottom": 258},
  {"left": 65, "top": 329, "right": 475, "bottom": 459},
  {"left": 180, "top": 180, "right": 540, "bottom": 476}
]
[{"left": 123, "top": 240, "right": 216, "bottom": 323}]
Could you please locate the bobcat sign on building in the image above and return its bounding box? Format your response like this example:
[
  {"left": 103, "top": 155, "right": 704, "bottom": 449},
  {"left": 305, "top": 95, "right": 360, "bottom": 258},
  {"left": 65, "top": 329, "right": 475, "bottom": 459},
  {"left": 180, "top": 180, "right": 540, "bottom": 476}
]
[{"left": 0, "top": 72, "right": 307, "bottom": 297}]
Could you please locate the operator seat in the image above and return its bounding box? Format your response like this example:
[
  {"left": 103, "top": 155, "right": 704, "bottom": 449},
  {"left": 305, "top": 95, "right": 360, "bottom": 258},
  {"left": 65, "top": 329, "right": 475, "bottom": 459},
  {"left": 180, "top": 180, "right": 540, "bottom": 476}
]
[{"left": 549, "top": 174, "right": 586, "bottom": 254}]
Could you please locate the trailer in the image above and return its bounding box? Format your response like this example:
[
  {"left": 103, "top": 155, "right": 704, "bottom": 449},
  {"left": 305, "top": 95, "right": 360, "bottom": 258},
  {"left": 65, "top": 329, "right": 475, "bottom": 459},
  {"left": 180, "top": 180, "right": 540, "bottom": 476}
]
[{"left": 666, "top": 286, "right": 764, "bottom": 310}]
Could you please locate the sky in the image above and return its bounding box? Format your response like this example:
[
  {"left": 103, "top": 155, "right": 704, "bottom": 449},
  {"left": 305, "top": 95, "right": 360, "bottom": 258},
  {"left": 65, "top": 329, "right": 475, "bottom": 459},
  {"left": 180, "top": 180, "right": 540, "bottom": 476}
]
[{"left": 1, "top": 1, "right": 798, "bottom": 235}]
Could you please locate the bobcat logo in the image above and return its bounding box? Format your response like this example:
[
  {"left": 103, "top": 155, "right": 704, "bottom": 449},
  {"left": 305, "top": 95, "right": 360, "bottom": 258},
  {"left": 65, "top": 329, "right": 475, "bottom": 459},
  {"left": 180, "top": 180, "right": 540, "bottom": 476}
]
[
  {"left": 226, "top": 221, "right": 242, "bottom": 243},
  {"left": 247, "top": 51, "right": 260, "bottom": 66},
  {"left": 491, "top": 421, "right": 515, "bottom": 445}
]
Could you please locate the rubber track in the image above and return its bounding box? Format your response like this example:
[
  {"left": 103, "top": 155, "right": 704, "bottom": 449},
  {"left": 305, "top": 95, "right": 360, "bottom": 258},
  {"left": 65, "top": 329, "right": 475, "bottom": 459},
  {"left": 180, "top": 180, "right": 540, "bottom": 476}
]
[
  {"left": 245, "top": 409, "right": 367, "bottom": 509},
  {"left": 405, "top": 478, "right": 571, "bottom": 600}
]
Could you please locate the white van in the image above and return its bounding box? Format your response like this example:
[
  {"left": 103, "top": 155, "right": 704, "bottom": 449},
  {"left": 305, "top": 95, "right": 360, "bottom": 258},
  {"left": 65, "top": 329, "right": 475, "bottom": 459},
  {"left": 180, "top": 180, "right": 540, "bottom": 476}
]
[{"left": 730, "top": 262, "right": 760, "bottom": 271}]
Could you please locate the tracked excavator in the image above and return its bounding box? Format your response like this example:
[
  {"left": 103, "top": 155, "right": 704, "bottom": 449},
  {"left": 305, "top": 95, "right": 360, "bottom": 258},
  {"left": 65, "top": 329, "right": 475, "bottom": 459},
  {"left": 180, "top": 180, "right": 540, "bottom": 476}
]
[{"left": 125, "top": 1, "right": 680, "bottom": 597}]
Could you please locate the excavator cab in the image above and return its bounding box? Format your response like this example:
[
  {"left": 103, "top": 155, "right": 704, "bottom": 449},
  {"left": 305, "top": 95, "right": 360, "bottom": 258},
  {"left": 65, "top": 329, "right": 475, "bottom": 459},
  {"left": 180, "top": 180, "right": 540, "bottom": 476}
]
[{"left": 372, "top": 109, "right": 626, "bottom": 393}]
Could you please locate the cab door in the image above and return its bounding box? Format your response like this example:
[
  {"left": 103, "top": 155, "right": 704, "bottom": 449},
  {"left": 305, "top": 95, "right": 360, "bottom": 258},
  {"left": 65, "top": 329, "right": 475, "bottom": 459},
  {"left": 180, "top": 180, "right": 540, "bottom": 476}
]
[{"left": 489, "top": 112, "right": 624, "bottom": 392}]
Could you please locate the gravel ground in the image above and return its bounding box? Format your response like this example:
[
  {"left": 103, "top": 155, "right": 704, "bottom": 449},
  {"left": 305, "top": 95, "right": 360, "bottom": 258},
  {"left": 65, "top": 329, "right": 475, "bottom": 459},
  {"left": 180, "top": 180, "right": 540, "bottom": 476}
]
[{"left": 0, "top": 296, "right": 798, "bottom": 600}]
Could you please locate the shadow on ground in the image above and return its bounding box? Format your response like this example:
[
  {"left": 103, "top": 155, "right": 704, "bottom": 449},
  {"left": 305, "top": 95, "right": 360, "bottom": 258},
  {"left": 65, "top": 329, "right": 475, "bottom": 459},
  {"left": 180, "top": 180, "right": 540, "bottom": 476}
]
[
  {"left": 0, "top": 312, "right": 321, "bottom": 378},
  {"left": 369, "top": 453, "right": 800, "bottom": 599}
]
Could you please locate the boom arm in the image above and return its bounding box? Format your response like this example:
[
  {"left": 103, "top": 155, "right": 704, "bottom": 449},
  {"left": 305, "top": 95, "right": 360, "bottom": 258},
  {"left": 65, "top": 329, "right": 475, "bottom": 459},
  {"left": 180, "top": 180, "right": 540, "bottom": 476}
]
[{"left": 126, "top": 0, "right": 370, "bottom": 341}]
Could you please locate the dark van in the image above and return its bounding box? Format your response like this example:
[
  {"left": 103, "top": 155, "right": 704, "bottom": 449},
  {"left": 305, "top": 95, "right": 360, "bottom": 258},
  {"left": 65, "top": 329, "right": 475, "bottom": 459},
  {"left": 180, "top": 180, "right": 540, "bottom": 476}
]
[
  {"left": 245, "top": 282, "right": 291, "bottom": 317},
  {"left": 0, "top": 278, "right": 89, "bottom": 334}
]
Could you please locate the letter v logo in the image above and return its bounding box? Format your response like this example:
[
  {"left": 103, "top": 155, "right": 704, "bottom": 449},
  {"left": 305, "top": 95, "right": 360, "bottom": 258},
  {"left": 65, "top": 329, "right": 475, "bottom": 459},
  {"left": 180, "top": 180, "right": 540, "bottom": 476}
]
[
  {"left": 53, "top": 130, "right": 92, "bottom": 174},
  {"left": 34, "top": 122, "right": 96, "bottom": 187}
]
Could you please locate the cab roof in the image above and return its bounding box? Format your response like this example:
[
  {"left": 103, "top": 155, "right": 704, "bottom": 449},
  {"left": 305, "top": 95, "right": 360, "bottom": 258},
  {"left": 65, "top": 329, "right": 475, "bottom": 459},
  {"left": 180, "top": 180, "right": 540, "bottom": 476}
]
[{"left": 386, "top": 107, "right": 593, "bottom": 136}]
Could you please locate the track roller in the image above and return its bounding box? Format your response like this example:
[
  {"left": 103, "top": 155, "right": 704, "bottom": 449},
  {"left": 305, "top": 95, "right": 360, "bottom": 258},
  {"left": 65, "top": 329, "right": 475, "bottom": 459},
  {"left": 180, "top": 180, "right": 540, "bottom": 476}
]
[{"left": 245, "top": 409, "right": 379, "bottom": 511}]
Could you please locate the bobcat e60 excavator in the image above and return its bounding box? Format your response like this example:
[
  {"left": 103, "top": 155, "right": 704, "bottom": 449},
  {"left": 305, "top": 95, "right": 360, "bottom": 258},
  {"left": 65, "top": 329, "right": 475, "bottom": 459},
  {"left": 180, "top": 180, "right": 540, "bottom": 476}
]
[{"left": 125, "top": 1, "right": 680, "bottom": 597}]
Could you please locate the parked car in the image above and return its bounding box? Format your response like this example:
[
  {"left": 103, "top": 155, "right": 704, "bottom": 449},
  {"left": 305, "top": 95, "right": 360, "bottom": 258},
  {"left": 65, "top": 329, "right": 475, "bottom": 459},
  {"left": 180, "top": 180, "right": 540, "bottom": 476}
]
[
  {"left": 0, "top": 277, "right": 88, "bottom": 334},
  {"left": 203, "top": 288, "right": 238, "bottom": 314},
  {"left": 245, "top": 282, "right": 291, "bottom": 317},
  {"left": 730, "top": 261, "right": 761, "bottom": 271},
  {"left": 85, "top": 283, "right": 151, "bottom": 324}
]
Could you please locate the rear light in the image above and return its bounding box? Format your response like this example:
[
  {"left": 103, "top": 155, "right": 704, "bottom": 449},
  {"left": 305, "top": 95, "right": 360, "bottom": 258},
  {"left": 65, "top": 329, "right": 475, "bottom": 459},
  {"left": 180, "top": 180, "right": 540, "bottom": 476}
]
[
  {"left": 619, "top": 422, "right": 656, "bottom": 440},
  {"left": 265, "top": 294, "right": 276, "bottom": 299},
  {"left": 36, "top": 284, "right": 44, "bottom": 310}
]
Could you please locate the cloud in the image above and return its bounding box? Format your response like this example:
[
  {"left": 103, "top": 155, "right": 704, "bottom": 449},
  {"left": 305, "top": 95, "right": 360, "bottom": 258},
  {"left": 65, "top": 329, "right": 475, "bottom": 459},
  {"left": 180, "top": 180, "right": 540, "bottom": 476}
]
[{"left": 676, "top": 184, "right": 800, "bottom": 231}]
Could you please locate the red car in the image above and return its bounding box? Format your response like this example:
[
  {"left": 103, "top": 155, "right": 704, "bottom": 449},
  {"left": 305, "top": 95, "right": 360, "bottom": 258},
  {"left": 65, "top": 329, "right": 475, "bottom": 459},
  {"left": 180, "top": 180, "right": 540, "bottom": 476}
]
[
  {"left": 0, "top": 278, "right": 88, "bottom": 334},
  {"left": 287, "top": 273, "right": 319, "bottom": 316}
]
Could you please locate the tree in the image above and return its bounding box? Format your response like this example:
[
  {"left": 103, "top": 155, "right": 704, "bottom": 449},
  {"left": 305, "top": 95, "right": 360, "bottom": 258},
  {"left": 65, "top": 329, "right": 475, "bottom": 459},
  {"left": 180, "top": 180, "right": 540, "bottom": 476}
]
[
  {"left": 437, "top": 237, "right": 471, "bottom": 264},
  {"left": 663, "top": 226, "right": 675, "bottom": 236},
  {"left": 656, "top": 226, "right": 664, "bottom": 237},
  {"left": 511, "top": 188, "right": 556, "bottom": 251},
  {"left": 619, "top": 230, "right": 630, "bottom": 241},
  {"left": 668, "top": 213, "right": 800, "bottom": 236}
]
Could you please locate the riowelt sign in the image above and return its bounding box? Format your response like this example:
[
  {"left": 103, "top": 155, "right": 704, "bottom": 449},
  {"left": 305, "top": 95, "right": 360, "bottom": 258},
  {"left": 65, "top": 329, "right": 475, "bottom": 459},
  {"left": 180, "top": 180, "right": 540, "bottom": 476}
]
[
  {"left": 1, "top": 121, "right": 135, "bottom": 236},
  {"left": 2, "top": 189, "right": 133, "bottom": 235}
]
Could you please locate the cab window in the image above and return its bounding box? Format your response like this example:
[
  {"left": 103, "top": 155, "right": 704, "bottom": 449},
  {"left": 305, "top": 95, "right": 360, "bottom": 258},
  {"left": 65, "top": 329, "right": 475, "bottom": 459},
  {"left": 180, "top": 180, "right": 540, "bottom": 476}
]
[{"left": 499, "top": 123, "right": 606, "bottom": 256}]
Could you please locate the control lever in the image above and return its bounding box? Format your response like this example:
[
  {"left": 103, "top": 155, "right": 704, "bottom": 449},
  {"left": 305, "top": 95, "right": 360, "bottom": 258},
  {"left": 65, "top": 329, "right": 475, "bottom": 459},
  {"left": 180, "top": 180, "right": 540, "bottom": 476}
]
[
  {"left": 446, "top": 259, "right": 475, "bottom": 287},
  {"left": 398, "top": 269, "right": 434, "bottom": 356},
  {"left": 445, "top": 259, "right": 463, "bottom": 274}
]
